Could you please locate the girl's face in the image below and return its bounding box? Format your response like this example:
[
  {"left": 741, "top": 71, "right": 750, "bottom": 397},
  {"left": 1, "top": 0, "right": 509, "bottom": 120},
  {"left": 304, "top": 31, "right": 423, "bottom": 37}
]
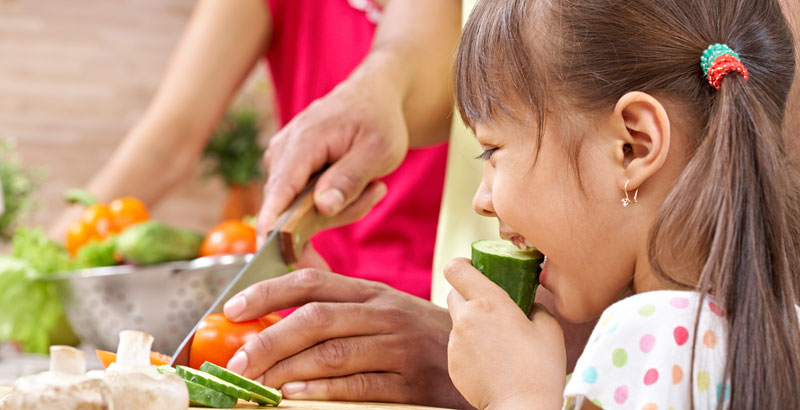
[{"left": 472, "top": 115, "right": 654, "bottom": 323}]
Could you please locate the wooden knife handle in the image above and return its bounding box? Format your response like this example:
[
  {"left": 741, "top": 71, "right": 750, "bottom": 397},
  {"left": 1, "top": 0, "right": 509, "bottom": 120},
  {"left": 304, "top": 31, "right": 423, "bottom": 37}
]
[{"left": 268, "top": 192, "right": 330, "bottom": 265}]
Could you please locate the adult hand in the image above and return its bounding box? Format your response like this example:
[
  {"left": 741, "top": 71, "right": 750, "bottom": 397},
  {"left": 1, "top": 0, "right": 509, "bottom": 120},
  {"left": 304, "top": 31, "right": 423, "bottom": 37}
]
[
  {"left": 257, "top": 65, "right": 409, "bottom": 243},
  {"left": 222, "top": 269, "right": 472, "bottom": 409},
  {"left": 446, "top": 258, "right": 566, "bottom": 410}
]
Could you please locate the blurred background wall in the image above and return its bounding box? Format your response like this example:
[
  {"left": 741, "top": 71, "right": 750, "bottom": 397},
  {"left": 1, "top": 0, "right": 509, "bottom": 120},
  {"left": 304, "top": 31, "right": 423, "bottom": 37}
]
[{"left": 0, "top": 0, "right": 276, "bottom": 234}]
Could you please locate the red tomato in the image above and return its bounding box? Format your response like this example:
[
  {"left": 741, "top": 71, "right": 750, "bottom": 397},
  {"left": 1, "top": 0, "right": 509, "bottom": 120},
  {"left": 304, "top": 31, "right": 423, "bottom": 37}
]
[
  {"left": 199, "top": 220, "right": 257, "bottom": 257},
  {"left": 189, "top": 313, "right": 282, "bottom": 370},
  {"left": 109, "top": 197, "right": 149, "bottom": 231},
  {"left": 95, "top": 349, "right": 172, "bottom": 369}
]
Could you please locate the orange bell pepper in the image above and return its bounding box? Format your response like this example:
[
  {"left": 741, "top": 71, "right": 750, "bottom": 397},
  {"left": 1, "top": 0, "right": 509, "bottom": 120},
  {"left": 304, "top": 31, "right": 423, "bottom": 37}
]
[{"left": 95, "top": 349, "right": 172, "bottom": 369}]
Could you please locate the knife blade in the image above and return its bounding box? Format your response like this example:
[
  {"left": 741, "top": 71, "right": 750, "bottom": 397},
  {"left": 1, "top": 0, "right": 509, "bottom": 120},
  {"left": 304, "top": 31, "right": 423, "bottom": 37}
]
[{"left": 169, "top": 177, "right": 329, "bottom": 366}]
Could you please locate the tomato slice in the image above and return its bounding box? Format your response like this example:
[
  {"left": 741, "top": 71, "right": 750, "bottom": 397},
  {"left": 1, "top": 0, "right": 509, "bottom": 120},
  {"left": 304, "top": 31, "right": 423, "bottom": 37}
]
[{"left": 96, "top": 349, "right": 172, "bottom": 369}]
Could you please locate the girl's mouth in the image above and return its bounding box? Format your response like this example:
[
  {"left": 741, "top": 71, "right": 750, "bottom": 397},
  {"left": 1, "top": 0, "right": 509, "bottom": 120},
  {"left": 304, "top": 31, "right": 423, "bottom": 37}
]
[
  {"left": 501, "top": 231, "right": 550, "bottom": 288},
  {"left": 539, "top": 257, "right": 550, "bottom": 290},
  {"left": 508, "top": 235, "right": 536, "bottom": 251}
]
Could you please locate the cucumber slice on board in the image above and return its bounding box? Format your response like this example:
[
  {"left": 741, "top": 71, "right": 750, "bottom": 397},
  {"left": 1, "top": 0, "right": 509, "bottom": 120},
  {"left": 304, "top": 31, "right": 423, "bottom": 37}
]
[
  {"left": 176, "top": 365, "right": 253, "bottom": 402},
  {"left": 157, "top": 365, "right": 238, "bottom": 408},
  {"left": 185, "top": 380, "right": 238, "bottom": 408},
  {"left": 200, "top": 362, "right": 282, "bottom": 406},
  {"left": 471, "top": 240, "right": 544, "bottom": 316}
]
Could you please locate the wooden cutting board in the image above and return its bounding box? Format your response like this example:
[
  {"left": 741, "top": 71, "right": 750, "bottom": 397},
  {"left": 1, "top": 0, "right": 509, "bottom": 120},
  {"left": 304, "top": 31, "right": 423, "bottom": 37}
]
[{"left": 0, "top": 386, "right": 451, "bottom": 409}]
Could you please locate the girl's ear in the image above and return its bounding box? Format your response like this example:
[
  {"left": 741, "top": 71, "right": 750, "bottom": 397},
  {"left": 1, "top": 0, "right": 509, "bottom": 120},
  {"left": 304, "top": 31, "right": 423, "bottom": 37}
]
[{"left": 610, "top": 91, "right": 672, "bottom": 192}]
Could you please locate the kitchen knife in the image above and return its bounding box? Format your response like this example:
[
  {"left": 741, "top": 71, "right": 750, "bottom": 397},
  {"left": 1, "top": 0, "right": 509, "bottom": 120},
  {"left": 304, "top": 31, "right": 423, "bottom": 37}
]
[{"left": 169, "top": 177, "right": 329, "bottom": 366}]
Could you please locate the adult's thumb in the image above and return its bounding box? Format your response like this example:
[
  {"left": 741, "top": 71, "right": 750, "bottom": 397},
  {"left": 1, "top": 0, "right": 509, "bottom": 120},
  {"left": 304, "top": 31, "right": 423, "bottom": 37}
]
[{"left": 313, "top": 143, "right": 396, "bottom": 216}]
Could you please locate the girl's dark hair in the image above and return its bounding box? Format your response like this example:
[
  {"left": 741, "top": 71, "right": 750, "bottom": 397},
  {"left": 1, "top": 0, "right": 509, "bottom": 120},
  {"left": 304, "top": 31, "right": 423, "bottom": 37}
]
[{"left": 455, "top": 0, "right": 800, "bottom": 409}]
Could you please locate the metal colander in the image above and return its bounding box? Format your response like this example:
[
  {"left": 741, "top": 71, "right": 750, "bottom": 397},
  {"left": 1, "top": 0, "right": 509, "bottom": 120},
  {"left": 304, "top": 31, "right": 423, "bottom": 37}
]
[{"left": 42, "top": 254, "right": 252, "bottom": 354}]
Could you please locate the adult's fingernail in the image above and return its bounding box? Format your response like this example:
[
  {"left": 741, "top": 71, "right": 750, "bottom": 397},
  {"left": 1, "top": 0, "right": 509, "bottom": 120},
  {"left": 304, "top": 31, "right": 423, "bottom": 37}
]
[
  {"left": 227, "top": 351, "right": 248, "bottom": 375},
  {"left": 224, "top": 295, "right": 246, "bottom": 320},
  {"left": 282, "top": 381, "right": 307, "bottom": 397},
  {"left": 318, "top": 189, "right": 345, "bottom": 214}
]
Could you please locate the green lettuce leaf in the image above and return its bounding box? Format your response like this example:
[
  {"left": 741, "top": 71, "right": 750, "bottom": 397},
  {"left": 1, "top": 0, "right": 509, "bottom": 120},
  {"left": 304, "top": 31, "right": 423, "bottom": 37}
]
[{"left": 0, "top": 228, "right": 75, "bottom": 353}]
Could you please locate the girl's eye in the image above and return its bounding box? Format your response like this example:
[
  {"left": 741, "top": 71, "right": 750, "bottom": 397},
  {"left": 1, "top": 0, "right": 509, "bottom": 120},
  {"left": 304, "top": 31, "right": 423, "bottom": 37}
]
[{"left": 476, "top": 148, "right": 498, "bottom": 161}]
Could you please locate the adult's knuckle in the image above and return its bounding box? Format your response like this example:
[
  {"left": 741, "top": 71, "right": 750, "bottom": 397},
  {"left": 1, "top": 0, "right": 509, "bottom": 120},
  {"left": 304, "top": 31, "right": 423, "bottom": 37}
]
[
  {"left": 266, "top": 172, "right": 285, "bottom": 189},
  {"left": 296, "top": 301, "right": 329, "bottom": 328},
  {"left": 251, "top": 281, "right": 272, "bottom": 307},
  {"left": 335, "top": 171, "right": 364, "bottom": 196},
  {"left": 316, "top": 339, "right": 349, "bottom": 370},
  {"left": 377, "top": 306, "right": 408, "bottom": 329},
  {"left": 346, "top": 373, "right": 370, "bottom": 399},
  {"left": 292, "top": 268, "right": 324, "bottom": 292},
  {"left": 264, "top": 359, "right": 292, "bottom": 384},
  {"left": 364, "top": 134, "right": 389, "bottom": 153},
  {"left": 252, "top": 331, "right": 274, "bottom": 356}
]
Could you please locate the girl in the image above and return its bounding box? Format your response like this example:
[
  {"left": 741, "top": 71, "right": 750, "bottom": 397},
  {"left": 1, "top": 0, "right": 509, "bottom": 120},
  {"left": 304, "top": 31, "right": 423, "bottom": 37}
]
[{"left": 445, "top": 0, "right": 800, "bottom": 409}]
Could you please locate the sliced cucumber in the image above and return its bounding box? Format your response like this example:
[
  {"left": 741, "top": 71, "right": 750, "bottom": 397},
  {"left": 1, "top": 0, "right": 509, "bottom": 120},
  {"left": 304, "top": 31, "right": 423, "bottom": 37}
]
[
  {"left": 158, "top": 365, "right": 237, "bottom": 408},
  {"left": 471, "top": 240, "right": 544, "bottom": 316},
  {"left": 157, "top": 365, "right": 178, "bottom": 375},
  {"left": 200, "top": 361, "right": 282, "bottom": 406},
  {"left": 185, "top": 379, "right": 238, "bottom": 408},
  {"left": 176, "top": 365, "right": 253, "bottom": 402}
]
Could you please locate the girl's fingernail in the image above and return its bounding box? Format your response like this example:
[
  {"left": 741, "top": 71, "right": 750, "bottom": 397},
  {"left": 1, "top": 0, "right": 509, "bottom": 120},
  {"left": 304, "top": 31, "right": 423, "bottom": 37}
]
[
  {"left": 282, "top": 381, "right": 307, "bottom": 397},
  {"left": 224, "top": 295, "right": 246, "bottom": 319},
  {"left": 227, "top": 351, "right": 248, "bottom": 375}
]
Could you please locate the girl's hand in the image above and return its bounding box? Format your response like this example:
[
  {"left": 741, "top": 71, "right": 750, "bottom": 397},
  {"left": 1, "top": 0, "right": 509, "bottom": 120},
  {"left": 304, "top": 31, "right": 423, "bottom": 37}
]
[{"left": 445, "top": 258, "right": 567, "bottom": 410}]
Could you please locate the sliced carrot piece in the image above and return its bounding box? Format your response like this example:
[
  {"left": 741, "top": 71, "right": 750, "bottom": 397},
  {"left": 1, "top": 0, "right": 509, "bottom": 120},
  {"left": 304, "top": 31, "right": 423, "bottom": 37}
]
[{"left": 95, "top": 349, "right": 172, "bottom": 369}]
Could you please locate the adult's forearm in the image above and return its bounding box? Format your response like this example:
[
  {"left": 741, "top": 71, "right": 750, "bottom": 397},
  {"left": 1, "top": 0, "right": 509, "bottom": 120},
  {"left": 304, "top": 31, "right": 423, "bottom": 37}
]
[
  {"left": 352, "top": 0, "right": 462, "bottom": 147},
  {"left": 86, "top": 0, "right": 271, "bottom": 204},
  {"left": 49, "top": 0, "right": 270, "bottom": 239},
  {"left": 85, "top": 114, "right": 200, "bottom": 205}
]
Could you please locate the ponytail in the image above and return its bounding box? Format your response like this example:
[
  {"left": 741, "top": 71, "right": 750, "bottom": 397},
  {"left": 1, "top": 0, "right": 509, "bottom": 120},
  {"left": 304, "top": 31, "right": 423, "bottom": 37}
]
[{"left": 649, "top": 72, "right": 800, "bottom": 409}]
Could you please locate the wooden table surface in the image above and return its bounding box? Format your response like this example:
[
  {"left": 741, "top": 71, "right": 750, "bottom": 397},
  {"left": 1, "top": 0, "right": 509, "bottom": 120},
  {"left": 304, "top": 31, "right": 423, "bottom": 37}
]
[{"left": 0, "top": 386, "right": 451, "bottom": 410}]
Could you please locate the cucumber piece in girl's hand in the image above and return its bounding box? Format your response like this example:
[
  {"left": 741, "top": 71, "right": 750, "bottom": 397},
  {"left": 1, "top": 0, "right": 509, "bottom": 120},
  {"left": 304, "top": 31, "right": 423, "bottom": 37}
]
[{"left": 471, "top": 240, "right": 544, "bottom": 317}]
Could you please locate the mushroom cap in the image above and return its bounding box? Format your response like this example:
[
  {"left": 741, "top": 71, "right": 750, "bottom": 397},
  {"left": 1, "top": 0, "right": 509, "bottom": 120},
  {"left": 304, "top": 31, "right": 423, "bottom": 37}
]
[
  {"left": 98, "top": 371, "right": 188, "bottom": 410},
  {"left": 0, "top": 376, "right": 113, "bottom": 410}
]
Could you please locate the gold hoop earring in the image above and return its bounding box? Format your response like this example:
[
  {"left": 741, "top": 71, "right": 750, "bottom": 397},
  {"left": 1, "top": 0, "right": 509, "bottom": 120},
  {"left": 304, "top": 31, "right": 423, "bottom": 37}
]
[{"left": 621, "top": 180, "right": 639, "bottom": 207}]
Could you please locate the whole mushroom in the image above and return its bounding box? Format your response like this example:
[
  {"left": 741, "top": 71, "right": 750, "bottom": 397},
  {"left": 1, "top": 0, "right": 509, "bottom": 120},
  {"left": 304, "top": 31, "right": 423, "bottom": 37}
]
[
  {"left": 89, "top": 330, "right": 188, "bottom": 410},
  {"left": 0, "top": 345, "right": 113, "bottom": 410}
]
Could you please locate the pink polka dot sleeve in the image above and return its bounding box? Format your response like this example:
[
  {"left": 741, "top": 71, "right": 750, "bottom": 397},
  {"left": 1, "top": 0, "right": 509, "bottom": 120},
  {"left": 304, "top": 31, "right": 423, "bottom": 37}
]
[{"left": 563, "top": 291, "right": 730, "bottom": 410}]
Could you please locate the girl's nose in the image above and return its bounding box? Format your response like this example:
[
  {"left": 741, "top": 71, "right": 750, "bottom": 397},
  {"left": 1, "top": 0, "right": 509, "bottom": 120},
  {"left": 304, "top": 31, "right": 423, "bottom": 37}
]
[{"left": 472, "top": 179, "right": 496, "bottom": 217}]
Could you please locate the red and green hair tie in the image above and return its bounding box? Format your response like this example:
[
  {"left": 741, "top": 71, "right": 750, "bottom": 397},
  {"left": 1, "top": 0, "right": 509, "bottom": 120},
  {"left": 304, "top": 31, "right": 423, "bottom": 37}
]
[{"left": 701, "top": 43, "right": 749, "bottom": 90}]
